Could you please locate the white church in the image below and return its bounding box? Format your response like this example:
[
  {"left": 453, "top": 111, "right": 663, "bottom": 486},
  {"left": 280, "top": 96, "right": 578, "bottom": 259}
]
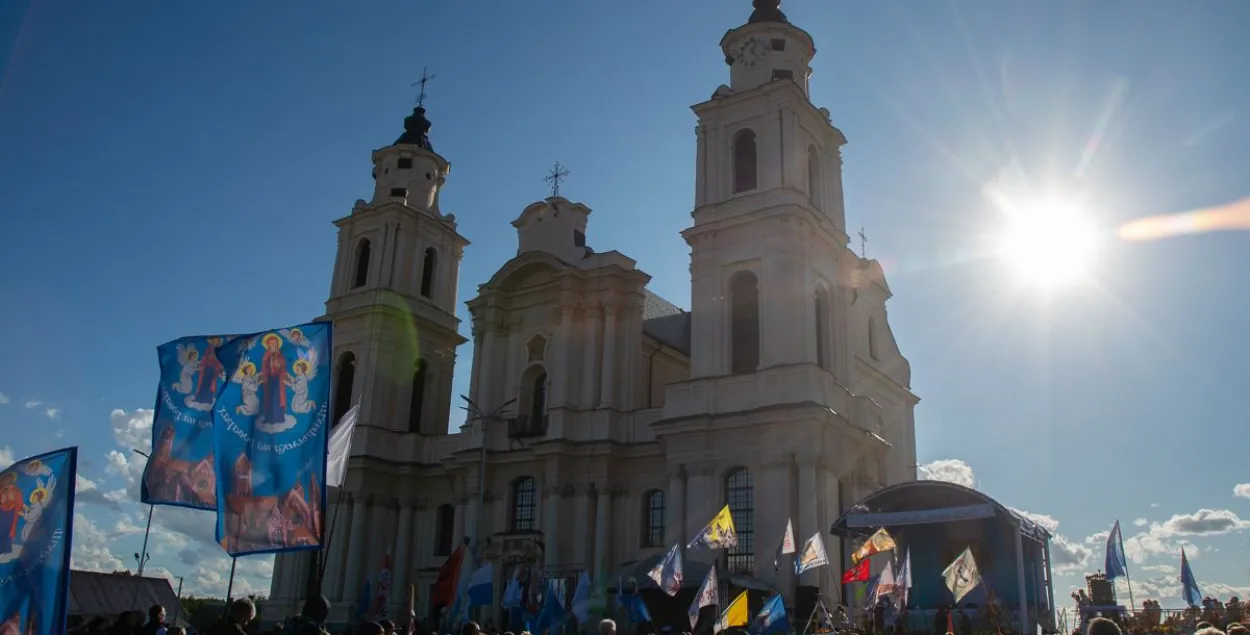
[{"left": 269, "top": 0, "right": 918, "bottom": 624}]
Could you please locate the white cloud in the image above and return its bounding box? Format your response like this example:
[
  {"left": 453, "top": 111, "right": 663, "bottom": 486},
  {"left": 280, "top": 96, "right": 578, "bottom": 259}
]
[
  {"left": 918, "top": 459, "right": 976, "bottom": 488},
  {"left": 24, "top": 400, "right": 42, "bottom": 409},
  {"left": 1234, "top": 484, "right": 1250, "bottom": 499},
  {"left": 1134, "top": 518, "right": 1148, "bottom": 527},
  {"left": 0, "top": 392, "right": 9, "bottom": 404},
  {"left": 1115, "top": 508, "right": 1249, "bottom": 563},
  {"left": 1150, "top": 503, "right": 1162, "bottom": 508},
  {"left": 0, "top": 445, "right": 13, "bottom": 469},
  {"left": 1011, "top": 508, "right": 1091, "bottom": 573},
  {"left": 45, "top": 407, "right": 60, "bottom": 420},
  {"left": 75, "top": 474, "right": 124, "bottom": 512}
]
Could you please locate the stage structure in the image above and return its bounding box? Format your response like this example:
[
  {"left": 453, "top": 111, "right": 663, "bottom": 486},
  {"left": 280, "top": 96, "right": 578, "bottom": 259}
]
[{"left": 830, "top": 481, "right": 1056, "bottom": 635}]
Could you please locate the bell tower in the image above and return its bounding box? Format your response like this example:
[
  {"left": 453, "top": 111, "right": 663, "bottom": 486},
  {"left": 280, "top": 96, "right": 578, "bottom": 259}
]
[{"left": 323, "top": 103, "right": 468, "bottom": 436}]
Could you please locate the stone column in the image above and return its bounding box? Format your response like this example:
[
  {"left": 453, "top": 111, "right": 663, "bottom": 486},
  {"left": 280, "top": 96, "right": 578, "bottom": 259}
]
[
  {"left": 593, "top": 485, "right": 612, "bottom": 575},
  {"left": 580, "top": 307, "right": 601, "bottom": 408},
  {"left": 453, "top": 499, "right": 466, "bottom": 548},
  {"left": 325, "top": 495, "right": 352, "bottom": 601},
  {"left": 666, "top": 469, "right": 686, "bottom": 553},
  {"left": 393, "top": 502, "right": 415, "bottom": 617},
  {"left": 797, "top": 462, "right": 819, "bottom": 587},
  {"left": 573, "top": 486, "right": 591, "bottom": 568},
  {"left": 684, "top": 467, "right": 715, "bottom": 564},
  {"left": 478, "top": 325, "right": 498, "bottom": 411},
  {"left": 543, "top": 485, "right": 562, "bottom": 569},
  {"left": 343, "top": 495, "right": 370, "bottom": 604},
  {"left": 551, "top": 306, "right": 574, "bottom": 408},
  {"left": 468, "top": 329, "right": 484, "bottom": 408},
  {"left": 504, "top": 322, "right": 523, "bottom": 399},
  {"left": 599, "top": 304, "right": 617, "bottom": 408},
  {"left": 695, "top": 125, "right": 708, "bottom": 207}
]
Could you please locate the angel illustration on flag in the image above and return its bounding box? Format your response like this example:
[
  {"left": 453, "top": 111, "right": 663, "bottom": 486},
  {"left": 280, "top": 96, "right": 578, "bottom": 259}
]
[
  {"left": 688, "top": 505, "right": 738, "bottom": 550},
  {"left": 851, "top": 527, "right": 897, "bottom": 563},
  {"left": 795, "top": 532, "right": 829, "bottom": 575},
  {"left": 942, "top": 547, "right": 982, "bottom": 603}
]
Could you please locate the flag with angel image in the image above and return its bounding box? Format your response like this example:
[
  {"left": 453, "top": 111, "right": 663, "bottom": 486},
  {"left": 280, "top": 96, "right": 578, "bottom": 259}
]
[{"left": 212, "top": 322, "right": 334, "bottom": 556}]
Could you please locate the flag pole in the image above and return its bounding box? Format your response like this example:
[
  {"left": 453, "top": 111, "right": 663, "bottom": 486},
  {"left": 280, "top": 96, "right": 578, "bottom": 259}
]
[
  {"left": 1121, "top": 535, "right": 1136, "bottom": 613},
  {"left": 225, "top": 556, "right": 239, "bottom": 605}
]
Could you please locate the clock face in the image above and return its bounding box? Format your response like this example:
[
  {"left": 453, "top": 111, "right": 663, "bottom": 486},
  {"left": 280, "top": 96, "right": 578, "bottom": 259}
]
[{"left": 736, "top": 37, "right": 769, "bottom": 68}]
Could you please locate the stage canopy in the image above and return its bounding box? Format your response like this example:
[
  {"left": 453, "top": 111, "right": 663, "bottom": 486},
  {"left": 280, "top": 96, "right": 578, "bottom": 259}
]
[{"left": 830, "top": 480, "right": 1056, "bottom": 634}]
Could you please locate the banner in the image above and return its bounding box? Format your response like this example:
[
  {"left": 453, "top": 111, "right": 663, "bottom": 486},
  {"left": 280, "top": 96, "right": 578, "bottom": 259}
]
[
  {"left": 0, "top": 447, "right": 77, "bottom": 635},
  {"left": 143, "top": 334, "right": 238, "bottom": 510},
  {"left": 213, "top": 322, "right": 333, "bottom": 556}
]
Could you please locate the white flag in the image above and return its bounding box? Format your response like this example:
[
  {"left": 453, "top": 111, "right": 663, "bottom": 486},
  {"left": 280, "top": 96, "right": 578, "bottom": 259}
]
[
  {"left": 688, "top": 565, "right": 718, "bottom": 628},
  {"left": 897, "top": 549, "right": 912, "bottom": 606},
  {"left": 942, "top": 547, "right": 982, "bottom": 603},
  {"left": 647, "top": 544, "right": 684, "bottom": 596},
  {"left": 795, "top": 532, "right": 829, "bottom": 575},
  {"left": 326, "top": 404, "right": 359, "bottom": 487}
]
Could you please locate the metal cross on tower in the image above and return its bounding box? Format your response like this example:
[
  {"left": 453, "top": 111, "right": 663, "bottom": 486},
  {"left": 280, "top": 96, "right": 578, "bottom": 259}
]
[
  {"left": 858, "top": 225, "right": 868, "bottom": 258},
  {"left": 544, "top": 161, "right": 570, "bottom": 198},
  {"left": 411, "top": 66, "right": 436, "bottom": 107}
]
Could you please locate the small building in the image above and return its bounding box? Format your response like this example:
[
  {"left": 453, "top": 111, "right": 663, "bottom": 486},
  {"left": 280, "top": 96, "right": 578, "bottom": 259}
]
[
  {"left": 68, "top": 571, "right": 190, "bottom": 628},
  {"left": 831, "top": 481, "right": 1056, "bottom": 635}
]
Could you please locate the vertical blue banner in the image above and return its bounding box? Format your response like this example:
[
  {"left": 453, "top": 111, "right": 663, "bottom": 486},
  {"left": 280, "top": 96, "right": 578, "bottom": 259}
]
[
  {"left": 143, "top": 335, "right": 237, "bottom": 510},
  {"left": 0, "top": 447, "right": 77, "bottom": 635},
  {"left": 212, "top": 322, "right": 333, "bottom": 556}
]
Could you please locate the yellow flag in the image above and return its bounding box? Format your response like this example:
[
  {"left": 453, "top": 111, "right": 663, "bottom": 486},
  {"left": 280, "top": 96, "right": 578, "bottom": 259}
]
[
  {"left": 715, "top": 590, "right": 749, "bottom": 633},
  {"left": 688, "top": 505, "right": 739, "bottom": 549},
  {"left": 851, "top": 527, "right": 897, "bottom": 563}
]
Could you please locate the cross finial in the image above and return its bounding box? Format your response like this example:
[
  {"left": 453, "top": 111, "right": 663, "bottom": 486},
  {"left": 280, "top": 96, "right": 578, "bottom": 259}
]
[
  {"left": 858, "top": 225, "right": 868, "bottom": 258},
  {"left": 544, "top": 162, "right": 570, "bottom": 198},
  {"left": 411, "top": 67, "right": 436, "bottom": 107}
]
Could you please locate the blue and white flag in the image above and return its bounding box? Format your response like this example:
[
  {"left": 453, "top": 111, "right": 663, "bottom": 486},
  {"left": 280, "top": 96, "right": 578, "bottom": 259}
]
[
  {"left": 466, "top": 563, "right": 494, "bottom": 607},
  {"left": 648, "top": 544, "right": 683, "bottom": 596},
  {"left": 897, "top": 548, "right": 912, "bottom": 606},
  {"left": 687, "top": 565, "right": 718, "bottom": 629},
  {"left": 213, "top": 322, "right": 333, "bottom": 556},
  {"left": 501, "top": 569, "right": 523, "bottom": 609},
  {"left": 571, "top": 571, "right": 592, "bottom": 624},
  {"left": 0, "top": 447, "right": 77, "bottom": 635},
  {"left": 617, "top": 578, "right": 652, "bottom": 624},
  {"left": 751, "top": 593, "right": 789, "bottom": 635},
  {"left": 1180, "top": 547, "right": 1201, "bottom": 608},
  {"left": 1105, "top": 520, "right": 1128, "bottom": 580},
  {"left": 144, "top": 334, "right": 238, "bottom": 510},
  {"left": 795, "top": 532, "right": 829, "bottom": 575}
]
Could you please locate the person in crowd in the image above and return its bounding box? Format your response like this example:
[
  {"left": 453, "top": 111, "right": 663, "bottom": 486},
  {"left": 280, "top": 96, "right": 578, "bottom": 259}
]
[
  {"left": 1196, "top": 628, "right": 1227, "bottom": 635},
  {"left": 168, "top": 627, "right": 185, "bottom": 635},
  {"left": 460, "top": 622, "right": 480, "bottom": 635},
  {"left": 599, "top": 620, "right": 616, "bottom": 635},
  {"left": 933, "top": 605, "right": 949, "bottom": 635},
  {"left": 287, "top": 596, "right": 331, "bottom": 635},
  {"left": 140, "top": 605, "right": 167, "bottom": 635},
  {"left": 355, "top": 623, "right": 383, "bottom": 635},
  {"left": 1086, "top": 616, "right": 1122, "bottom": 635}
]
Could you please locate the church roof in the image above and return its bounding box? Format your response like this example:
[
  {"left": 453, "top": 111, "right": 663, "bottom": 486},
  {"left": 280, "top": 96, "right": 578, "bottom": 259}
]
[
  {"left": 641, "top": 290, "right": 690, "bottom": 356},
  {"left": 748, "top": 0, "right": 789, "bottom": 24}
]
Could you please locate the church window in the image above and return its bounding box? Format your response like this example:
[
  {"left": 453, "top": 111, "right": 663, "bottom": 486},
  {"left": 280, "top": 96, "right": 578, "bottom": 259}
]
[
  {"left": 772, "top": 69, "right": 795, "bottom": 82},
  {"left": 642, "top": 490, "right": 665, "bottom": 547},
  {"left": 420, "top": 248, "right": 437, "bottom": 298},
  {"left": 732, "top": 129, "right": 758, "bottom": 193},
  {"left": 574, "top": 229, "right": 586, "bottom": 248},
  {"left": 725, "top": 468, "right": 755, "bottom": 574},
  {"left": 815, "top": 286, "right": 830, "bottom": 371},
  {"left": 868, "top": 317, "right": 879, "bottom": 360},
  {"left": 332, "top": 352, "right": 356, "bottom": 425},
  {"left": 398, "top": 157, "right": 413, "bottom": 169},
  {"left": 408, "top": 358, "right": 427, "bottom": 434},
  {"left": 390, "top": 187, "right": 407, "bottom": 198},
  {"left": 729, "top": 271, "right": 761, "bottom": 375},
  {"left": 807, "top": 146, "right": 823, "bottom": 210},
  {"left": 352, "top": 239, "right": 371, "bottom": 289},
  {"left": 529, "top": 372, "right": 548, "bottom": 423},
  {"left": 511, "top": 476, "right": 537, "bottom": 532},
  {"left": 771, "top": 38, "right": 786, "bottom": 51},
  {"left": 433, "top": 503, "right": 454, "bottom": 556}
]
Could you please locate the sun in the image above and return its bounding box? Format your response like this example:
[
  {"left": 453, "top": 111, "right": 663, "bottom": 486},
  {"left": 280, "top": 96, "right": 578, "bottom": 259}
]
[{"left": 997, "top": 201, "right": 1098, "bottom": 286}]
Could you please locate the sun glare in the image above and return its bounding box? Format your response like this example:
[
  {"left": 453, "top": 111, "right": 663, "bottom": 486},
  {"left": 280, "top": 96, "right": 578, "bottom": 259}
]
[{"left": 997, "top": 202, "right": 1098, "bottom": 286}]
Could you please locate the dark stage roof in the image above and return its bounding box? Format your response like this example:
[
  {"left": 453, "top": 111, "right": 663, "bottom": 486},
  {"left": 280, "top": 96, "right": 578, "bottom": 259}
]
[{"left": 830, "top": 480, "right": 1053, "bottom": 543}]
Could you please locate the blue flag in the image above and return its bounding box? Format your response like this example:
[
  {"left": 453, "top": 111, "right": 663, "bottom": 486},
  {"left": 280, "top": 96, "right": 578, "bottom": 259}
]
[
  {"left": 1104, "top": 520, "right": 1128, "bottom": 580},
  {"left": 0, "top": 447, "right": 77, "bottom": 635},
  {"left": 143, "top": 334, "right": 239, "bottom": 510},
  {"left": 1180, "top": 547, "right": 1201, "bottom": 608},
  {"left": 212, "top": 322, "right": 333, "bottom": 556},
  {"left": 752, "top": 593, "right": 790, "bottom": 635}
]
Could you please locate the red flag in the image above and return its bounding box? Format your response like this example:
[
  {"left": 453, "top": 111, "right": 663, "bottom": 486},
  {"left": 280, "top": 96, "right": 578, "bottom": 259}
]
[
  {"left": 431, "top": 546, "right": 465, "bottom": 609},
  {"left": 841, "top": 559, "right": 870, "bottom": 584},
  {"left": 946, "top": 611, "right": 954, "bottom": 634}
]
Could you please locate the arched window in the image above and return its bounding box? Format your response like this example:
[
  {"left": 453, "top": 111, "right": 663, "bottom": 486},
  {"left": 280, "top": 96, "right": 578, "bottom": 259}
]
[
  {"left": 433, "top": 503, "right": 455, "bottom": 556},
  {"left": 642, "top": 490, "right": 666, "bottom": 547},
  {"left": 529, "top": 372, "right": 548, "bottom": 424},
  {"left": 420, "top": 247, "right": 437, "bottom": 298},
  {"left": 725, "top": 468, "right": 755, "bottom": 573},
  {"left": 332, "top": 352, "right": 356, "bottom": 426},
  {"left": 814, "top": 286, "right": 830, "bottom": 371},
  {"left": 353, "top": 239, "right": 371, "bottom": 289},
  {"left": 868, "top": 317, "right": 879, "bottom": 360},
  {"left": 807, "top": 145, "right": 823, "bottom": 210},
  {"left": 733, "top": 129, "right": 758, "bottom": 193},
  {"left": 511, "top": 476, "right": 537, "bottom": 532},
  {"left": 408, "top": 358, "right": 427, "bottom": 434},
  {"left": 730, "top": 272, "right": 761, "bottom": 375}
]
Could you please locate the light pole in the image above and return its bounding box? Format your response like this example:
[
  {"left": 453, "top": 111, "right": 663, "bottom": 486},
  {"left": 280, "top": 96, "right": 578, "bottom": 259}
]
[
  {"left": 132, "top": 449, "right": 154, "bottom": 577},
  {"left": 459, "top": 395, "right": 516, "bottom": 552},
  {"left": 171, "top": 575, "right": 185, "bottom": 626}
]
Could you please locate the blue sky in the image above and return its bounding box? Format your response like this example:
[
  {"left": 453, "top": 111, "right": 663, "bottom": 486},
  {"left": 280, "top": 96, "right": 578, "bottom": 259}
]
[{"left": 2, "top": 0, "right": 1248, "bottom": 608}]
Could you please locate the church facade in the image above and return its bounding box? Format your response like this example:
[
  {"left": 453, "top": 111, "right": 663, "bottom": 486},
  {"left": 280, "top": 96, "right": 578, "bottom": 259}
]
[{"left": 269, "top": 0, "right": 918, "bottom": 623}]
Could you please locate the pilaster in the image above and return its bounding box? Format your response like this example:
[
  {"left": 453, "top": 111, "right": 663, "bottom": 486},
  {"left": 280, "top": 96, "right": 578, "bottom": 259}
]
[{"left": 599, "top": 304, "right": 617, "bottom": 408}]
